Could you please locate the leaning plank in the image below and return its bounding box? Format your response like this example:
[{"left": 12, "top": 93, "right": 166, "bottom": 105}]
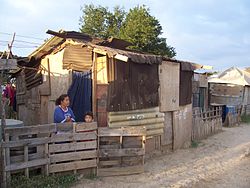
[
  {"left": 49, "top": 159, "right": 97, "bottom": 173},
  {"left": 5, "top": 158, "right": 49, "bottom": 171},
  {"left": 2, "top": 138, "right": 50, "bottom": 148},
  {"left": 75, "top": 122, "right": 97, "bottom": 132},
  {"left": 50, "top": 150, "right": 97, "bottom": 163},
  {"left": 50, "top": 132, "right": 97, "bottom": 143},
  {"left": 98, "top": 165, "right": 144, "bottom": 176},
  {"left": 5, "top": 124, "right": 56, "bottom": 136},
  {"left": 99, "top": 148, "right": 145, "bottom": 158},
  {"left": 49, "top": 141, "right": 97, "bottom": 153}
]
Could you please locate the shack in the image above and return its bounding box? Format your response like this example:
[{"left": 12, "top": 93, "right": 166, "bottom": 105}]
[{"left": 14, "top": 30, "right": 199, "bottom": 153}]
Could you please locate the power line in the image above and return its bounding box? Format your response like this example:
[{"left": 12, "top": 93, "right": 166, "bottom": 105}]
[
  {"left": 0, "top": 44, "right": 38, "bottom": 48},
  {"left": 0, "top": 31, "right": 44, "bottom": 41},
  {"left": 0, "top": 40, "right": 42, "bottom": 45}
]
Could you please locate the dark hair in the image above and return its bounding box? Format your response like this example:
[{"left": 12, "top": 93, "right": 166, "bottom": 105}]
[
  {"left": 55, "top": 94, "right": 69, "bottom": 106},
  {"left": 85, "top": 111, "right": 93, "bottom": 119}
]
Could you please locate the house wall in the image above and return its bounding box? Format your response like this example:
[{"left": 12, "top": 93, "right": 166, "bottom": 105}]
[
  {"left": 40, "top": 49, "right": 71, "bottom": 123},
  {"left": 16, "top": 49, "right": 72, "bottom": 125},
  {"left": 173, "top": 104, "right": 192, "bottom": 149},
  {"left": 209, "top": 83, "right": 244, "bottom": 106}
]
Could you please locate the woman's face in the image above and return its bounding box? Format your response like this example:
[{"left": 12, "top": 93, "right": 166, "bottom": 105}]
[{"left": 61, "top": 96, "right": 70, "bottom": 107}]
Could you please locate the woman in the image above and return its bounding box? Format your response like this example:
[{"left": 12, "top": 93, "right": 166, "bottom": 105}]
[{"left": 54, "top": 94, "right": 75, "bottom": 123}]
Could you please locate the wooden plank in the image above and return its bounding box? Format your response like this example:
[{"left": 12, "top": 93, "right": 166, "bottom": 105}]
[
  {"left": 2, "top": 138, "right": 50, "bottom": 148},
  {"left": 4, "top": 124, "right": 56, "bottom": 136},
  {"left": 49, "top": 159, "right": 97, "bottom": 173},
  {"left": 49, "top": 141, "right": 97, "bottom": 153},
  {"left": 159, "top": 61, "right": 180, "bottom": 111},
  {"left": 99, "top": 160, "right": 120, "bottom": 166},
  {"left": 146, "top": 129, "right": 164, "bottom": 136},
  {"left": 98, "top": 165, "right": 144, "bottom": 176},
  {"left": 75, "top": 122, "right": 97, "bottom": 132},
  {"left": 10, "top": 152, "right": 44, "bottom": 163},
  {"left": 50, "top": 132, "right": 97, "bottom": 143},
  {"left": 5, "top": 158, "right": 49, "bottom": 172},
  {"left": 98, "top": 127, "right": 146, "bottom": 137},
  {"left": 24, "top": 146, "right": 29, "bottom": 177},
  {"left": 50, "top": 150, "right": 97, "bottom": 163},
  {"left": 114, "top": 54, "right": 128, "bottom": 62},
  {"left": 99, "top": 148, "right": 145, "bottom": 157}
]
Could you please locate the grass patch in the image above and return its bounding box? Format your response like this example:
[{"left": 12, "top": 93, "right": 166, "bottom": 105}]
[
  {"left": 11, "top": 174, "right": 78, "bottom": 188},
  {"left": 241, "top": 115, "right": 250, "bottom": 123},
  {"left": 191, "top": 140, "right": 200, "bottom": 148}
]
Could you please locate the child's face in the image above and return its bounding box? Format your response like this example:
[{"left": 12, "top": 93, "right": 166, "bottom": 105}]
[{"left": 85, "top": 115, "right": 93, "bottom": 123}]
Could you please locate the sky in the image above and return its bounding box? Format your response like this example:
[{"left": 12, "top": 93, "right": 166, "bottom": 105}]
[{"left": 0, "top": 0, "right": 250, "bottom": 71}]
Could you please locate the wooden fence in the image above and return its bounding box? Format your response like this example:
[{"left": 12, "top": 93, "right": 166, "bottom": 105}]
[
  {"left": 1, "top": 123, "right": 146, "bottom": 187},
  {"left": 98, "top": 127, "right": 146, "bottom": 176},
  {"left": 192, "top": 107, "right": 222, "bottom": 141}
]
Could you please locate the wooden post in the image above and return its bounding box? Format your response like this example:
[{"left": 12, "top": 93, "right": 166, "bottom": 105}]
[
  {"left": 45, "top": 143, "right": 49, "bottom": 176},
  {"left": 92, "top": 52, "right": 97, "bottom": 119},
  {"left": 24, "top": 146, "right": 29, "bottom": 178}
]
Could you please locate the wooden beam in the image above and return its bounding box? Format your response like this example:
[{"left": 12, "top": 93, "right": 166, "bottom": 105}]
[
  {"left": 93, "top": 48, "right": 107, "bottom": 56},
  {"left": 114, "top": 54, "right": 128, "bottom": 62}
]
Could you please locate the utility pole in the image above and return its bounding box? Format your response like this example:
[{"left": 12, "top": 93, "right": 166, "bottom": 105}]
[{"left": 0, "top": 32, "right": 15, "bottom": 140}]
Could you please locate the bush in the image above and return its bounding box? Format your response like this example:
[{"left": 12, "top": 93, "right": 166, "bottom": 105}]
[
  {"left": 11, "top": 174, "right": 78, "bottom": 188},
  {"left": 241, "top": 115, "right": 250, "bottom": 123}
]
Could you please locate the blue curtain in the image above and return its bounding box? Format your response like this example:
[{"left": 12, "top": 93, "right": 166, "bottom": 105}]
[{"left": 68, "top": 71, "right": 92, "bottom": 122}]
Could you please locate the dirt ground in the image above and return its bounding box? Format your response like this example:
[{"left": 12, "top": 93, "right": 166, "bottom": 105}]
[{"left": 73, "top": 124, "right": 250, "bottom": 188}]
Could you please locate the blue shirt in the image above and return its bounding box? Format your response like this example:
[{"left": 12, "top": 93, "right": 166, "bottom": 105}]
[{"left": 54, "top": 106, "right": 76, "bottom": 123}]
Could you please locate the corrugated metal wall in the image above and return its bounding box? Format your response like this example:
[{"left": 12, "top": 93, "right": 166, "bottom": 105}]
[
  {"left": 107, "top": 60, "right": 159, "bottom": 112},
  {"left": 108, "top": 107, "right": 164, "bottom": 137}
]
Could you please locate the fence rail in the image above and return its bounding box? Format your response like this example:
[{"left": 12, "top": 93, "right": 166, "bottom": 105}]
[
  {"left": 192, "top": 107, "right": 223, "bottom": 141},
  {"left": 1, "top": 123, "right": 146, "bottom": 187}
]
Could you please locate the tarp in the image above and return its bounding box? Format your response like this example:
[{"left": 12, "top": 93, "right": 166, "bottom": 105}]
[
  {"left": 68, "top": 71, "right": 92, "bottom": 122},
  {"left": 208, "top": 67, "right": 250, "bottom": 86}
]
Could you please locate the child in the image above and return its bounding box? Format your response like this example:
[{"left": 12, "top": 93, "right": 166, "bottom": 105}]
[{"left": 84, "top": 112, "right": 94, "bottom": 123}]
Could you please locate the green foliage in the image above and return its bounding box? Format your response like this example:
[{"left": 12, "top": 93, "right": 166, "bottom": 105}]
[
  {"left": 79, "top": 4, "right": 126, "bottom": 39},
  {"left": 79, "top": 4, "right": 176, "bottom": 57},
  {"left": 191, "top": 140, "right": 200, "bottom": 148},
  {"left": 241, "top": 115, "right": 250, "bottom": 123},
  {"left": 11, "top": 174, "right": 78, "bottom": 188}
]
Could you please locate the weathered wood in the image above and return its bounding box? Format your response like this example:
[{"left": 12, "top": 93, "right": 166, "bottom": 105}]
[
  {"left": 5, "top": 124, "right": 56, "bottom": 136},
  {"left": 5, "top": 158, "right": 49, "bottom": 172},
  {"left": 147, "top": 129, "right": 164, "bottom": 136},
  {"left": 49, "top": 159, "right": 97, "bottom": 173},
  {"left": 99, "top": 148, "right": 144, "bottom": 158},
  {"left": 99, "top": 160, "right": 120, "bottom": 166},
  {"left": 98, "top": 165, "right": 144, "bottom": 177},
  {"left": 24, "top": 146, "right": 29, "bottom": 177},
  {"left": 2, "top": 138, "right": 50, "bottom": 148},
  {"left": 109, "top": 117, "right": 165, "bottom": 127},
  {"left": 50, "top": 132, "right": 97, "bottom": 143},
  {"left": 49, "top": 141, "right": 97, "bottom": 153},
  {"left": 50, "top": 150, "right": 97, "bottom": 163},
  {"left": 75, "top": 122, "right": 98, "bottom": 132},
  {"left": 98, "top": 127, "right": 146, "bottom": 137}
]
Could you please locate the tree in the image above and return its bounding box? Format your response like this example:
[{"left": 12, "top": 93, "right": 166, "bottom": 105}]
[
  {"left": 79, "top": 4, "right": 125, "bottom": 39},
  {"left": 120, "top": 5, "right": 176, "bottom": 57},
  {"left": 79, "top": 4, "right": 176, "bottom": 57}
]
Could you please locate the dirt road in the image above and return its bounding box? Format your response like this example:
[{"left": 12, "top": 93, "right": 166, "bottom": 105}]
[{"left": 74, "top": 124, "right": 250, "bottom": 188}]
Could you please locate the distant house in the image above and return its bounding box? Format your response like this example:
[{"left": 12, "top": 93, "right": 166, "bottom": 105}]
[
  {"left": 208, "top": 67, "right": 250, "bottom": 106},
  {"left": 15, "top": 30, "right": 202, "bottom": 152}
]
